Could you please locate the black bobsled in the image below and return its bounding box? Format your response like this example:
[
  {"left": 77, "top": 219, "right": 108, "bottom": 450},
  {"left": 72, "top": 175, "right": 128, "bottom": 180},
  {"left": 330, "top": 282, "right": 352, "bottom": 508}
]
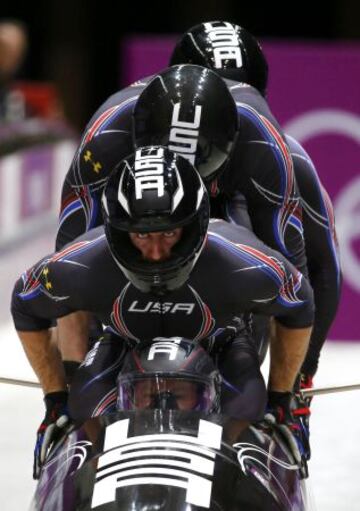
[{"left": 31, "top": 410, "right": 311, "bottom": 510}]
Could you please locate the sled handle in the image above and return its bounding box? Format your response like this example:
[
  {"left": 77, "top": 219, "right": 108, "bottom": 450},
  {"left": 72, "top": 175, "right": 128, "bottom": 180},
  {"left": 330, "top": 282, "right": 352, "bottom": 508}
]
[
  {"left": 1, "top": 375, "right": 360, "bottom": 397},
  {"left": 300, "top": 382, "right": 360, "bottom": 398},
  {"left": 0, "top": 376, "right": 41, "bottom": 388}
]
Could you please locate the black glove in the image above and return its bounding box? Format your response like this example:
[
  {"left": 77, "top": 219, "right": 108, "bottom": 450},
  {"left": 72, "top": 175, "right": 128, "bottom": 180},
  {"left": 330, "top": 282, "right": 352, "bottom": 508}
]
[
  {"left": 265, "top": 390, "right": 310, "bottom": 478},
  {"left": 33, "top": 391, "right": 71, "bottom": 479}
]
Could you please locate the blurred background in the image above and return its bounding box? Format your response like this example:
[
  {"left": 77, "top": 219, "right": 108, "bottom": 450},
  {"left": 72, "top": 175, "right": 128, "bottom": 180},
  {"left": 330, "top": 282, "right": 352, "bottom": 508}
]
[
  {"left": 0, "top": 1, "right": 359, "bottom": 509},
  {"left": 0, "top": 0, "right": 359, "bottom": 129}
]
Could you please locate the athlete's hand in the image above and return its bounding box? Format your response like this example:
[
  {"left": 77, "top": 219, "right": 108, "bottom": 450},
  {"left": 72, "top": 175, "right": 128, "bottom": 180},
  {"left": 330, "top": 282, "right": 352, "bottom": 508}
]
[
  {"left": 293, "top": 372, "right": 313, "bottom": 458},
  {"left": 33, "top": 391, "right": 71, "bottom": 479},
  {"left": 265, "top": 390, "right": 310, "bottom": 478}
]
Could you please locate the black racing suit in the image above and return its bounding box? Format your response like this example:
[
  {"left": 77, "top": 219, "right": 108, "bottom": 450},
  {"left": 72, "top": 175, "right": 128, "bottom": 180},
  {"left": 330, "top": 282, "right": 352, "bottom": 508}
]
[
  {"left": 56, "top": 77, "right": 306, "bottom": 273},
  {"left": 287, "top": 136, "right": 341, "bottom": 375},
  {"left": 12, "top": 221, "right": 314, "bottom": 422},
  {"left": 219, "top": 84, "right": 341, "bottom": 374},
  {"left": 55, "top": 76, "right": 340, "bottom": 376}
]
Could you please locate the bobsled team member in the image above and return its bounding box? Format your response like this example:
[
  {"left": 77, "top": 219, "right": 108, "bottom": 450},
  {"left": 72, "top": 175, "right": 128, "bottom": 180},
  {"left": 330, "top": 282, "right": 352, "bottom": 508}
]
[
  {"left": 170, "top": 20, "right": 342, "bottom": 386},
  {"left": 116, "top": 337, "right": 221, "bottom": 413},
  {"left": 11, "top": 147, "right": 313, "bottom": 478},
  {"left": 55, "top": 62, "right": 308, "bottom": 376}
]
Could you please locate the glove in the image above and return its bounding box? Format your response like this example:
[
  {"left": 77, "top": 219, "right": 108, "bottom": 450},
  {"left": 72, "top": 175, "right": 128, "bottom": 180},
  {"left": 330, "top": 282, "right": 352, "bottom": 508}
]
[
  {"left": 33, "top": 391, "right": 70, "bottom": 479},
  {"left": 296, "top": 373, "right": 313, "bottom": 444},
  {"left": 298, "top": 372, "right": 314, "bottom": 408},
  {"left": 265, "top": 390, "right": 310, "bottom": 478},
  {"left": 294, "top": 372, "right": 314, "bottom": 401},
  {"left": 293, "top": 373, "right": 313, "bottom": 458}
]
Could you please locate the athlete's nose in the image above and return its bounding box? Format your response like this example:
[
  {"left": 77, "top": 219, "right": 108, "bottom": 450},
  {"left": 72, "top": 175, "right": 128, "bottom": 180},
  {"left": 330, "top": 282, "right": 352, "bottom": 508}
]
[{"left": 146, "top": 240, "right": 170, "bottom": 262}]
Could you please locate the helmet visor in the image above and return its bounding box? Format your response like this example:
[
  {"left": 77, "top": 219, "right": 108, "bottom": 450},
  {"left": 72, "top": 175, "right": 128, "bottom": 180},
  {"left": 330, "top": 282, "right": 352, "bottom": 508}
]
[{"left": 117, "top": 374, "right": 216, "bottom": 413}]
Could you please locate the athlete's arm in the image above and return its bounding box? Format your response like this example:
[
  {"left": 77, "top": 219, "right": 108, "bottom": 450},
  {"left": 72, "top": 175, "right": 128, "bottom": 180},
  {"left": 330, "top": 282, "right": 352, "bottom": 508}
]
[
  {"left": 216, "top": 228, "right": 314, "bottom": 391},
  {"left": 224, "top": 103, "right": 307, "bottom": 276},
  {"left": 18, "top": 330, "right": 66, "bottom": 394},
  {"left": 57, "top": 311, "right": 90, "bottom": 363},
  {"left": 269, "top": 323, "right": 312, "bottom": 392},
  {"left": 11, "top": 255, "right": 83, "bottom": 392},
  {"left": 56, "top": 130, "right": 131, "bottom": 250},
  {"left": 288, "top": 135, "right": 342, "bottom": 376},
  {"left": 55, "top": 89, "right": 137, "bottom": 250}
]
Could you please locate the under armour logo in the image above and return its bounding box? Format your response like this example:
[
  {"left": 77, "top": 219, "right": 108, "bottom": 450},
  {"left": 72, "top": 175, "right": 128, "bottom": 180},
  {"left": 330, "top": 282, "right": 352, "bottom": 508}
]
[
  {"left": 83, "top": 150, "right": 102, "bottom": 174},
  {"left": 42, "top": 267, "right": 52, "bottom": 290}
]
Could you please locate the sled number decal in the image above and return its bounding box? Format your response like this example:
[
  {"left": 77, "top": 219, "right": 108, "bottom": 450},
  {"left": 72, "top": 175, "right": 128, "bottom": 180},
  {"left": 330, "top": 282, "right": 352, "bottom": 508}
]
[{"left": 91, "top": 419, "right": 222, "bottom": 509}]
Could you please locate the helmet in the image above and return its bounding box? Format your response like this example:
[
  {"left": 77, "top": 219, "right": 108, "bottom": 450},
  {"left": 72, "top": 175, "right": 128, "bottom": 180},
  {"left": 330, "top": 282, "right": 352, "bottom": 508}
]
[
  {"left": 133, "top": 64, "right": 238, "bottom": 183},
  {"left": 102, "top": 145, "right": 209, "bottom": 295},
  {"left": 170, "top": 21, "right": 269, "bottom": 97},
  {"left": 117, "top": 337, "right": 221, "bottom": 413}
]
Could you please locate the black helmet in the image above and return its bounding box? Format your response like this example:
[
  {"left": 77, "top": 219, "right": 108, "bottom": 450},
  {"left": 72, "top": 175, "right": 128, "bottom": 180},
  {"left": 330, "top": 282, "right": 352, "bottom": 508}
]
[
  {"left": 170, "top": 21, "right": 269, "bottom": 97},
  {"left": 117, "top": 337, "right": 221, "bottom": 413},
  {"left": 133, "top": 64, "right": 238, "bottom": 183},
  {"left": 102, "top": 145, "right": 209, "bottom": 295}
]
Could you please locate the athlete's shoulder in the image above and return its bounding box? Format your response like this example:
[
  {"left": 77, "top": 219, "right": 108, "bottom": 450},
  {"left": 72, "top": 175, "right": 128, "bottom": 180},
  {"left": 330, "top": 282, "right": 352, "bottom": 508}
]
[
  {"left": 199, "top": 220, "right": 290, "bottom": 303},
  {"left": 285, "top": 135, "right": 311, "bottom": 160},
  {"left": 38, "top": 229, "right": 117, "bottom": 295},
  {"left": 226, "top": 79, "right": 265, "bottom": 108},
  {"left": 100, "top": 75, "right": 154, "bottom": 106},
  {"left": 208, "top": 218, "right": 252, "bottom": 242},
  {"left": 285, "top": 134, "right": 319, "bottom": 183},
  {"left": 128, "top": 73, "right": 156, "bottom": 89},
  {"left": 47, "top": 228, "right": 110, "bottom": 273},
  {"left": 225, "top": 79, "right": 281, "bottom": 129},
  {"left": 207, "top": 219, "right": 274, "bottom": 256},
  {"left": 226, "top": 78, "right": 261, "bottom": 99},
  {"left": 60, "top": 227, "right": 112, "bottom": 262},
  {"left": 88, "top": 75, "right": 155, "bottom": 121},
  {"left": 73, "top": 78, "right": 151, "bottom": 186},
  {"left": 83, "top": 74, "right": 156, "bottom": 134}
]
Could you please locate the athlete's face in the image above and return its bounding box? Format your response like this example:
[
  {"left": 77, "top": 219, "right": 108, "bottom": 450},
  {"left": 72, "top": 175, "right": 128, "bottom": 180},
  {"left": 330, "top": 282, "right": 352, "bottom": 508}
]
[
  {"left": 129, "top": 228, "right": 183, "bottom": 262},
  {"left": 133, "top": 378, "right": 199, "bottom": 410}
]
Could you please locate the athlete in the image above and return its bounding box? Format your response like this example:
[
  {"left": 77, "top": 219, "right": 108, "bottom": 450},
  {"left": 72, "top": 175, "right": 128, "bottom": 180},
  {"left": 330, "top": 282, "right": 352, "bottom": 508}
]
[
  {"left": 169, "top": 20, "right": 342, "bottom": 381},
  {"left": 55, "top": 63, "right": 308, "bottom": 378},
  {"left": 11, "top": 147, "right": 313, "bottom": 478},
  {"left": 116, "top": 337, "right": 221, "bottom": 413}
]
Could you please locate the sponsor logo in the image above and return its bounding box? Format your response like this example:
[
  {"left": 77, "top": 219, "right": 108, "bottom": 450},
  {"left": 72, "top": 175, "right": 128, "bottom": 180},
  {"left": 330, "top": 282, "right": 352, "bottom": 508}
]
[
  {"left": 91, "top": 418, "right": 222, "bottom": 509},
  {"left": 169, "top": 102, "right": 202, "bottom": 165},
  {"left": 203, "top": 21, "right": 242, "bottom": 68},
  {"left": 83, "top": 149, "right": 102, "bottom": 174},
  {"left": 128, "top": 300, "right": 195, "bottom": 315}
]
